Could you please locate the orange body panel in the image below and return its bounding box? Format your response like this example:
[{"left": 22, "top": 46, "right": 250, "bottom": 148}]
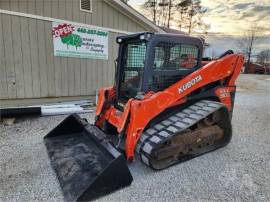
[
  {"left": 215, "top": 86, "right": 235, "bottom": 111},
  {"left": 95, "top": 54, "right": 244, "bottom": 160}
]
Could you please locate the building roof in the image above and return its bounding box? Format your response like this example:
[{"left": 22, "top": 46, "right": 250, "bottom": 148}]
[
  {"left": 104, "top": 0, "right": 165, "bottom": 33},
  {"left": 158, "top": 26, "right": 187, "bottom": 35}
]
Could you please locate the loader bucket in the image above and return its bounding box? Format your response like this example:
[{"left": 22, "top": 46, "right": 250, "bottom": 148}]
[{"left": 44, "top": 114, "right": 133, "bottom": 202}]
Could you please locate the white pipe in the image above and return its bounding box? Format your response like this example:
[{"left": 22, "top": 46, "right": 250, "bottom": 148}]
[
  {"left": 42, "top": 104, "right": 77, "bottom": 109},
  {"left": 41, "top": 107, "right": 93, "bottom": 116}
]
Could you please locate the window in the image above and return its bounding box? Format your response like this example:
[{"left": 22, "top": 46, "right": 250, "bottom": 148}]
[
  {"left": 178, "top": 44, "right": 199, "bottom": 69},
  {"left": 153, "top": 47, "right": 165, "bottom": 69},
  {"left": 153, "top": 42, "right": 199, "bottom": 70},
  {"left": 150, "top": 42, "right": 199, "bottom": 91},
  {"left": 126, "top": 43, "right": 146, "bottom": 70},
  {"left": 80, "top": 0, "right": 92, "bottom": 13},
  {"left": 119, "top": 41, "right": 147, "bottom": 99}
]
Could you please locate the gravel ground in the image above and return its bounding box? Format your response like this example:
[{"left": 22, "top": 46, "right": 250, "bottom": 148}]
[{"left": 1, "top": 74, "right": 270, "bottom": 202}]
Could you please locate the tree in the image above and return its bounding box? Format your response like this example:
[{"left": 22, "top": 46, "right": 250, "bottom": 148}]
[
  {"left": 176, "top": 0, "right": 209, "bottom": 34},
  {"left": 61, "top": 34, "right": 82, "bottom": 49},
  {"left": 121, "top": 0, "right": 129, "bottom": 3},
  {"left": 141, "top": 0, "right": 209, "bottom": 34},
  {"left": 143, "top": 0, "right": 158, "bottom": 24},
  {"left": 167, "top": 0, "right": 172, "bottom": 27},
  {"left": 142, "top": 0, "right": 174, "bottom": 27},
  {"left": 237, "top": 25, "right": 265, "bottom": 73},
  {"left": 175, "top": 0, "right": 190, "bottom": 31}
]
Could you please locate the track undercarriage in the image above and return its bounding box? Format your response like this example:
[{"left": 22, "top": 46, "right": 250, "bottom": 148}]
[{"left": 136, "top": 100, "right": 232, "bottom": 170}]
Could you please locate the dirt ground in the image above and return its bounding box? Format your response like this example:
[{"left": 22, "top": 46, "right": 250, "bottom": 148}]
[{"left": 0, "top": 74, "right": 270, "bottom": 202}]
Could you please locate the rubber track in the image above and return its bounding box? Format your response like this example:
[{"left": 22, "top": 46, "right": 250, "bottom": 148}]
[{"left": 136, "top": 100, "right": 225, "bottom": 169}]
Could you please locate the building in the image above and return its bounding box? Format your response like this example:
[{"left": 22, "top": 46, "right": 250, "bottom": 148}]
[
  {"left": 0, "top": 0, "right": 164, "bottom": 107},
  {"left": 244, "top": 63, "right": 270, "bottom": 74}
]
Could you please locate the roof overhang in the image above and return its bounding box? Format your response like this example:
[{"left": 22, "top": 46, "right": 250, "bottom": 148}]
[{"left": 104, "top": 0, "right": 165, "bottom": 33}]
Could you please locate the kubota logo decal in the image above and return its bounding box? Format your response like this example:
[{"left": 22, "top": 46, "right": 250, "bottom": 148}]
[{"left": 178, "top": 75, "right": 203, "bottom": 93}]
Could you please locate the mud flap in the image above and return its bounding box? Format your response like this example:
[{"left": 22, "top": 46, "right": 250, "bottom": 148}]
[{"left": 44, "top": 114, "right": 133, "bottom": 202}]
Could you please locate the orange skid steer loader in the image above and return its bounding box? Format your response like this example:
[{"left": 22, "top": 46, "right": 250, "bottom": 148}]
[{"left": 44, "top": 32, "right": 244, "bottom": 201}]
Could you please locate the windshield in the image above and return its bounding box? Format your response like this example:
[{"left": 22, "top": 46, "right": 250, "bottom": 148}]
[{"left": 119, "top": 41, "right": 147, "bottom": 99}]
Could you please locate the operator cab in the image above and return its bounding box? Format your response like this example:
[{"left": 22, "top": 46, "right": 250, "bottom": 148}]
[{"left": 115, "top": 32, "right": 203, "bottom": 108}]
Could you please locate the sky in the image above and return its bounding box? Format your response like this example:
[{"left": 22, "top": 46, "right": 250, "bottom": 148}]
[{"left": 128, "top": 0, "right": 270, "bottom": 57}]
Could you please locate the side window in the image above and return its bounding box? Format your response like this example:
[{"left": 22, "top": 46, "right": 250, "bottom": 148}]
[
  {"left": 153, "top": 42, "right": 199, "bottom": 71},
  {"left": 168, "top": 45, "right": 181, "bottom": 69},
  {"left": 153, "top": 46, "right": 165, "bottom": 69},
  {"left": 170, "top": 45, "right": 181, "bottom": 61},
  {"left": 179, "top": 44, "right": 199, "bottom": 69},
  {"left": 168, "top": 44, "right": 199, "bottom": 69},
  {"left": 150, "top": 42, "right": 199, "bottom": 92}
]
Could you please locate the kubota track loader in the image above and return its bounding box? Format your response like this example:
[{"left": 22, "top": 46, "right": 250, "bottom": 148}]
[{"left": 44, "top": 32, "right": 244, "bottom": 201}]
